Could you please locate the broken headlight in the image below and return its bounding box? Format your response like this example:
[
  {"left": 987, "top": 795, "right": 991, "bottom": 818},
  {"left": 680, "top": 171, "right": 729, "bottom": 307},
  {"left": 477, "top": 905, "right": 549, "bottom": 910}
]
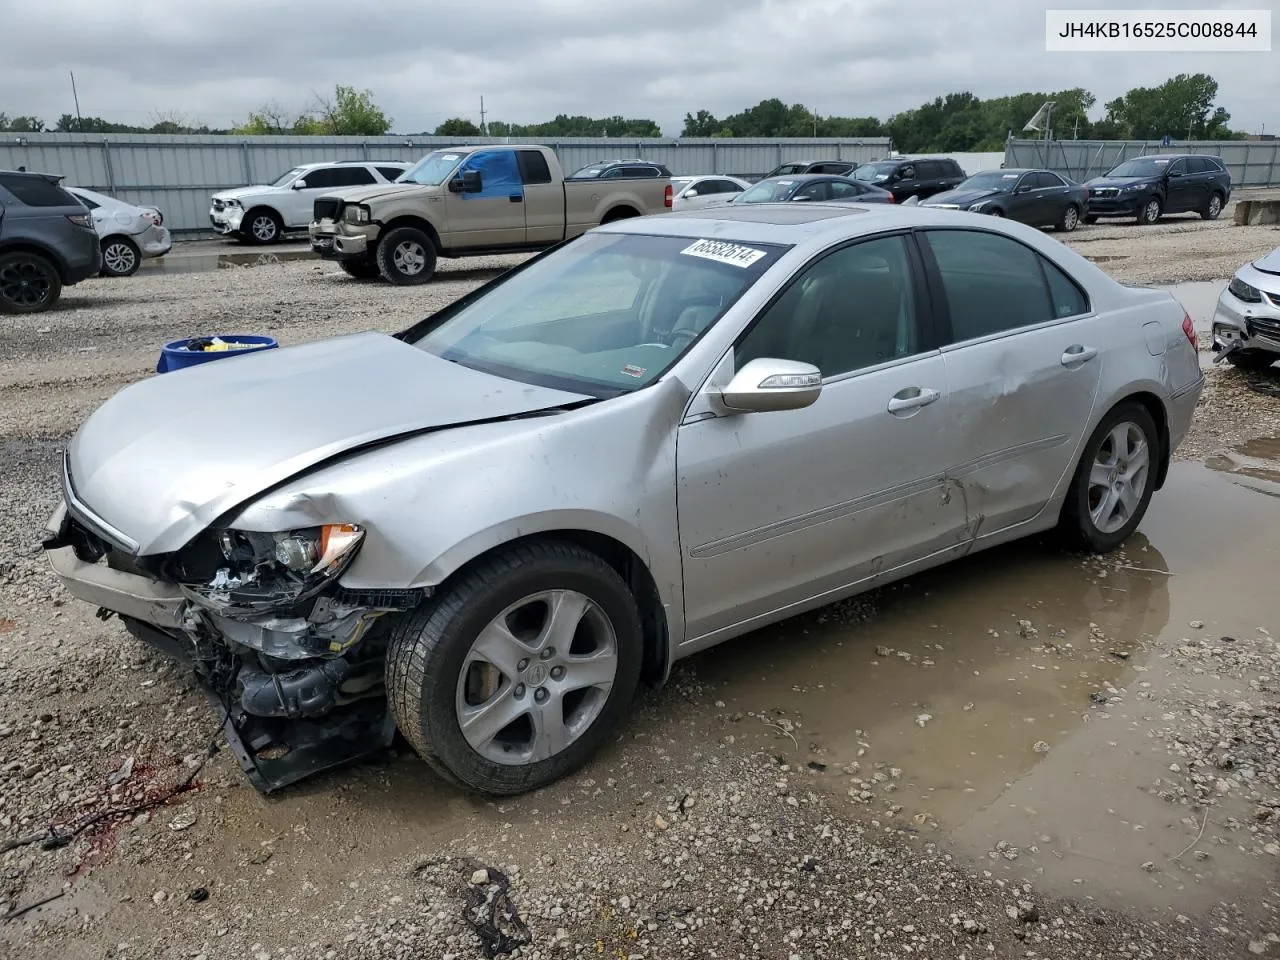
[
  {"left": 175, "top": 523, "right": 365, "bottom": 613},
  {"left": 342, "top": 204, "right": 371, "bottom": 224}
]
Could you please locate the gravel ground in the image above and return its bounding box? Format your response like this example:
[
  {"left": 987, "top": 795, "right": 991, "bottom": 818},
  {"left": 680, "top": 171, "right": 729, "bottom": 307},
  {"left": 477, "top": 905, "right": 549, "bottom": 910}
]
[{"left": 2, "top": 213, "right": 1280, "bottom": 959}]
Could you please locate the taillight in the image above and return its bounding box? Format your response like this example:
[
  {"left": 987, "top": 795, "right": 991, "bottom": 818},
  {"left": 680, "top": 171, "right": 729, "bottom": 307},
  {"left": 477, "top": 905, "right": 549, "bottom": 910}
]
[
  {"left": 66, "top": 213, "right": 92, "bottom": 228},
  {"left": 885, "top": 194, "right": 895, "bottom": 203},
  {"left": 664, "top": 184, "right": 673, "bottom": 208},
  {"left": 1181, "top": 312, "right": 1197, "bottom": 350}
]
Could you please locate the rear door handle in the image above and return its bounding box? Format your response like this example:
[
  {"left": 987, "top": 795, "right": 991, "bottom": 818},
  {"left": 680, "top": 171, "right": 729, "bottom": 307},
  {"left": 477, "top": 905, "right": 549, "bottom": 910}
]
[
  {"left": 1061, "top": 344, "right": 1098, "bottom": 366},
  {"left": 887, "top": 387, "right": 940, "bottom": 414}
]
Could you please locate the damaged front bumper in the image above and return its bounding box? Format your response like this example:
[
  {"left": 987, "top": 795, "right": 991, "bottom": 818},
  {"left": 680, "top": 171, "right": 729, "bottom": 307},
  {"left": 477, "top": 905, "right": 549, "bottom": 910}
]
[{"left": 42, "top": 502, "right": 422, "bottom": 792}]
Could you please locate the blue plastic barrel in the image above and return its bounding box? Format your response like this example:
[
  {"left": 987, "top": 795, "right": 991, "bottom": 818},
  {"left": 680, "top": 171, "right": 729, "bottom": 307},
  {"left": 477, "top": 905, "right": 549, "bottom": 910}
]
[{"left": 156, "top": 334, "right": 278, "bottom": 374}]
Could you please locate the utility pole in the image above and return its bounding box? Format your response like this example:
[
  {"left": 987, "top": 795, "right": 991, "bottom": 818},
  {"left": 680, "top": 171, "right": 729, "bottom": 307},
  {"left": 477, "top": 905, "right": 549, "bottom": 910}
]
[
  {"left": 70, "top": 70, "right": 83, "bottom": 132},
  {"left": 479, "top": 96, "right": 487, "bottom": 136}
]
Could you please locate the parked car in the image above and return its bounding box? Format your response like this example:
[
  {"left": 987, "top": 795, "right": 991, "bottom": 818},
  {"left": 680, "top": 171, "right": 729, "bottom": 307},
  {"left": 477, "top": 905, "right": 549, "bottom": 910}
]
[
  {"left": 1210, "top": 246, "right": 1280, "bottom": 370},
  {"left": 210, "top": 161, "right": 412, "bottom": 245},
  {"left": 44, "top": 203, "right": 1203, "bottom": 796},
  {"left": 670, "top": 175, "right": 752, "bottom": 211},
  {"left": 732, "top": 174, "right": 894, "bottom": 205},
  {"left": 308, "top": 145, "right": 672, "bottom": 284},
  {"left": 1083, "top": 154, "right": 1231, "bottom": 226},
  {"left": 921, "top": 169, "right": 1088, "bottom": 232},
  {"left": 852, "top": 158, "right": 967, "bottom": 202},
  {"left": 65, "top": 187, "right": 172, "bottom": 277},
  {"left": 566, "top": 160, "right": 673, "bottom": 181},
  {"left": 0, "top": 170, "right": 100, "bottom": 314},
  {"left": 762, "top": 160, "right": 860, "bottom": 179}
]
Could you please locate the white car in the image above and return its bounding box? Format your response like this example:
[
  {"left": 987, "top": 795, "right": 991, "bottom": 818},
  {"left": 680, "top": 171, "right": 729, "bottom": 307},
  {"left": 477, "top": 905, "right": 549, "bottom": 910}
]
[
  {"left": 670, "top": 175, "right": 752, "bottom": 211},
  {"left": 209, "top": 161, "right": 412, "bottom": 245},
  {"left": 65, "top": 187, "right": 171, "bottom": 278}
]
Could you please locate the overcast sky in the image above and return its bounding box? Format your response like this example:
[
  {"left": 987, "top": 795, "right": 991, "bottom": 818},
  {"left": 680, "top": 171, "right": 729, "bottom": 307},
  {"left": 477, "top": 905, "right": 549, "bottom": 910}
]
[{"left": 1, "top": 0, "right": 1274, "bottom": 136}]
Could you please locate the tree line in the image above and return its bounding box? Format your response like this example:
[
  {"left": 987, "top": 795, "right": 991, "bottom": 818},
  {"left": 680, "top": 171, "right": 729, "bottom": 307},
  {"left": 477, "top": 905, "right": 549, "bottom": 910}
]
[{"left": 1, "top": 74, "right": 1244, "bottom": 150}]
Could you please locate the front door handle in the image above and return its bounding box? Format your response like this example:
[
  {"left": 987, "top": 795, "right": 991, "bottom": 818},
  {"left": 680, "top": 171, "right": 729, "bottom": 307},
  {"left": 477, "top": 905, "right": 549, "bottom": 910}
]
[
  {"left": 509, "top": 194, "right": 523, "bottom": 203},
  {"left": 887, "top": 386, "right": 940, "bottom": 414},
  {"left": 1061, "top": 344, "right": 1098, "bottom": 366}
]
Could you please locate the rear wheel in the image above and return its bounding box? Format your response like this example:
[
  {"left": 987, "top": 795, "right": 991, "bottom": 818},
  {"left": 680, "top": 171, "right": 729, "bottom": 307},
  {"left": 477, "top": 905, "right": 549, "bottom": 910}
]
[
  {"left": 100, "top": 236, "right": 141, "bottom": 277},
  {"left": 386, "top": 540, "right": 643, "bottom": 794},
  {"left": 376, "top": 226, "right": 437, "bottom": 285},
  {"left": 1136, "top": 197, "right": 1162, "bottom": 226},
  {"left": 1201, "top": 192, "right": 1224, "bottom": 221},
  {"left": 1225, "top": 349, "right": 1276, "bottom": 371},
  {"left": 1059, "top": 402, "right": 1159, "bottom": 553},
  {"left": 0, "top": 252, "right": 62, "bottom": 314},
  {"left": 338, "top": 258, "right": 382, "bottom": 280},
  {"left": 242, "top": 208, "right": 282, "bottom": 245},
  {"left": 1055, "top": 204, "right": 1081, "bottom": 232}
]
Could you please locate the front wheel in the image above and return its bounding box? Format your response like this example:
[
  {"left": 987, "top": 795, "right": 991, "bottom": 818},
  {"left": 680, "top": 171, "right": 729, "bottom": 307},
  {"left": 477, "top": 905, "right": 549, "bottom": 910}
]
[
  {"left": 100, "top": 236, "right": 141, "bottom": 277},
  {"left": 1136, "top": 197, "right": 1162, "bottom": 226},
  {"left": 386, "top": 541, "right": 643, "bottom": 794},
  {"left": 1055, "top": 204, "right": 1080, "bottom": 232},
  {"left": 0, "top": 252, "right": 62, "bottom": 314},
  {"left": 376, "top": 226, "right": 438, "bottom": 285},
  {"left": 242, "top": 208, "right": 282, "bottom": 245},
  {"left": 1059, "top": 402, "right": 1159, "bottom": 553}
]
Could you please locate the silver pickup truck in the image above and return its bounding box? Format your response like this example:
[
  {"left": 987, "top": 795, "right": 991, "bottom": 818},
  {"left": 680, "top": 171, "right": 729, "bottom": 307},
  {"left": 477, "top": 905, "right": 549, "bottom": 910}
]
[{"left": 309, "top": 145, "right": 672, "bottom": 284}]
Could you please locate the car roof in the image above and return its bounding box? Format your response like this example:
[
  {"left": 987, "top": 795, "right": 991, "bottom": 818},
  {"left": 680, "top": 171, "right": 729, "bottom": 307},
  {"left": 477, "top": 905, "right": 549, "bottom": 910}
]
[{"left": 757, "top": 173, "right": 844, "bottom": 183}]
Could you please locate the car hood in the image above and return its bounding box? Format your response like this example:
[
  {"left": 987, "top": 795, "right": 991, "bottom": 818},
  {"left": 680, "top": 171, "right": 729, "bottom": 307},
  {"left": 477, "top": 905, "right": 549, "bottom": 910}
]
[
  {"left": 923, "top": 187, "right": 1000, "bottom": 207},
  {"left": 1252, "top": 247, "right": 1280, "bottom": 276},
  {"left": 319, "top": 183, "right": 436, "bottom": 205},
  {"left": 212, "top": 185, "right": 275, "bottom": 201},
  {"left": 1086, "top": 176, "right": 1151, "bottom": 188},
  {"left": 65, "top": 332, "right": 592, "bottom": 556}
]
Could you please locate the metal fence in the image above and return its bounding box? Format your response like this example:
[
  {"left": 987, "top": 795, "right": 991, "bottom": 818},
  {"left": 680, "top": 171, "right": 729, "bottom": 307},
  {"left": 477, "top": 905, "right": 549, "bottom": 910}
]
[
  {"left": 1004, "top": 138, "right": 1280, "bottom": 187},
  {"left": 0, "top": 133, "right": 892, "bottom": 236}
]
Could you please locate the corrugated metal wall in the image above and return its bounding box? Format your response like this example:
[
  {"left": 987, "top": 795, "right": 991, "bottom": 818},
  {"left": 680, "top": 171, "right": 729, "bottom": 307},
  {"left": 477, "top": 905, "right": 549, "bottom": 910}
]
[
  {"left": 0, "top": 133, "right": 892, "bottom": 236},
  {"left": 1004, "top": 138, "right": 1280, "bottom": 186}
]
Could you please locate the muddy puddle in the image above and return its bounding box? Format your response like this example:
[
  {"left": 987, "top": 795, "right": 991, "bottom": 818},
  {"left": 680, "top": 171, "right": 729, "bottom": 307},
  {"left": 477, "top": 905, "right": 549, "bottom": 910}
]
[
  {"left": 140, "top": 249, "right": 315, "bottom": 274},
  {"left": 692, "top": 458, "right": 1280, "bottom": 914}
]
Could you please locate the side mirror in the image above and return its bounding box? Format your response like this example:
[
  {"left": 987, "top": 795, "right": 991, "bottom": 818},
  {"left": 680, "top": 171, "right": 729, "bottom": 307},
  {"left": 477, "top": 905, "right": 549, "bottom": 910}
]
[
  {"left": 1015, "top": 184, "right": 1031, "bottom": 194},
  {"left": 791, "top": 194, "right": 812, "bottom": 202},
  {"left": 1167, "top": 170, "right": 1183, "bottom": 178},
  {"left": 292, "top": 179, "right": 308, "bottom": 189},
  {"left": 719, "top": 358, "right": 822, "bottom": 413},
  {"left": 684, "top": 188, "right": 699, "bottom": 198},
  {"left": 449, "top": 170, "right": 483, "bottom": 193}
]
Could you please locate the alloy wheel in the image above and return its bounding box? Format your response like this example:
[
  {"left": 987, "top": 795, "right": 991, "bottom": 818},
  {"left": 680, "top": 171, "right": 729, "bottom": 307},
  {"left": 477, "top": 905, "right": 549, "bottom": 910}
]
[
  {"left": 1063, "top": 206, "right": 1079, "bottom": 230},
  {"left": 103, "top": 242, "right": 137, "bottom": 275},
  {"left": 455, "top": 590, "right": 619, "bottom": 765},
  {"left": 1088, "top": 421, "right": 1150, "bottom": 534},
  {"left": 0, "top": 258, "right": 53, "bottom": 309},
  {"left": 251, "top": 215, "right": 278, "bottom": 242},
  {"left": 393, "top": 240, "right": 427, "bottom": 276}
]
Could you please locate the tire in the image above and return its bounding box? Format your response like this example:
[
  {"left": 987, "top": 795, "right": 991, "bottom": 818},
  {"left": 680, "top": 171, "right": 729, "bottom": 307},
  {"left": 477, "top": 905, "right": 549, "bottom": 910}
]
[
  {"left": 1055, "top": 204, "right": 1081, "bottom": 233},
  {"left": 0, "top": 251, "right": 62, "bottom": 315},
  {"left": 1059, "top": 402, "right": 1160, "bottom": 553},
  {"left": 1225, "top": 349, "right": 1276, "bottom": 371},
  {"left": 1083, "top": 215, "right": 1098, "bottom": 225},
  {"left": 1136, "top": 197, "right": 1162, "bottom": 226},
  {"left": 242, "top": 208, "right": 282, "bottom": 245},
  {"left": 984, "top": 208, "right": 1004, "bottom": 217},
  {"left": 376, "top": 226, "right": 437, "bottom": 285},
  {"left": 386, "top": 540, "right": 644, "bottom": 794},
  {"left": 1201, "top": 192, "right": 1224, "bottom": 221},
  {"left": 99, "top": 236, "right": 141, "bottom": 277},
  {"left": 338, "top": 258, "right": 382, "bottom": 280}
]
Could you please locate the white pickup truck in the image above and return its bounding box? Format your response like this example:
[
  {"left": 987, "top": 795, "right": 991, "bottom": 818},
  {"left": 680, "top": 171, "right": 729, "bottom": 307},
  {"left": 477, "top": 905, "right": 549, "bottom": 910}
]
[{"left": 308, "top": 144, "right": 672, "bottom": 284}]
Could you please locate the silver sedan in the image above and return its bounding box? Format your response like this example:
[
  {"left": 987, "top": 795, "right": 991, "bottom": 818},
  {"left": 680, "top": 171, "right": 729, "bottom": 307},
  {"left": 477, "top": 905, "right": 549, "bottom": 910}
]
[{"left": 44, "top": 202, "right": 1204, "bottom": 794}]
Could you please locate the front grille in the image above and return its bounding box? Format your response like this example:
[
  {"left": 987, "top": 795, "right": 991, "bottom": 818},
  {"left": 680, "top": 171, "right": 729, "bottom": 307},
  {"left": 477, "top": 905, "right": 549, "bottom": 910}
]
[
  {"left": 313, "top": 198, "right": 340, "bottom": 221},
  {"left": 1090, "top": 188, "right": 1118, "bottom": 198},
  {"left": 1247, "top": 316, "right": 1280, "bottom": 340}
]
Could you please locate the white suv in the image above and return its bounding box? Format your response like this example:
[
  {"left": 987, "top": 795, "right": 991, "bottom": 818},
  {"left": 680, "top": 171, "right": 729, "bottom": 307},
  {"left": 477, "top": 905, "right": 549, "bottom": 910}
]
[{"left": 210, "top": 161, "right": 410, "bottom": 244}]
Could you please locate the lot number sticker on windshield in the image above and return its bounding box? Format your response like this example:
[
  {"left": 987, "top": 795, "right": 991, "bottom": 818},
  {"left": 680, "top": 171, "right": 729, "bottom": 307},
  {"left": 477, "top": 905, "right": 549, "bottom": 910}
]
[{"left": 681, "top": 239, "right": 766, "bottom": 269}]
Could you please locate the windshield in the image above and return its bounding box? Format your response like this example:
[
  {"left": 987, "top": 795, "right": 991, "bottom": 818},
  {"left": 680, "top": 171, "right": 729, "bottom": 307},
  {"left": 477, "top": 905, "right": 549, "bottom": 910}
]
[
  {"left": 269, "top": 167, "right": 304, "bottom": 187},
  {"left": 958, "top": 171, "right": 1022, "bottom": 193},
  {"left": 569, "top": 164, "right": 607, "bottom": 179},
  {"left": 401, "top": 150, "right": 468, "bottom": 186},
  {"left": 735, "top": 180, "right": 797, "bottom": 203},
  {"left": 672, "top": 177, "right": 695, "bottom": 190},
  {"left": 1106, "top": 158, "right": 1171, "bottom": 179},
  {"left": 853, "top": 162, "right": 897, "bottom": 182},
  {"left": 410, "top": 232, "right": 789, "bottom": 396}
]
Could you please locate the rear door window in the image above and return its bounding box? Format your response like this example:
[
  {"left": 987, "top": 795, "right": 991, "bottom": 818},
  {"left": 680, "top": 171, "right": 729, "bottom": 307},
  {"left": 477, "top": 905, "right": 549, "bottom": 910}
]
[
  {"left": 517, "top": 150, "right": 553, "bottom": 185},
  {"left": 327, "top": 167, "right": 377, "bottom": 187}
]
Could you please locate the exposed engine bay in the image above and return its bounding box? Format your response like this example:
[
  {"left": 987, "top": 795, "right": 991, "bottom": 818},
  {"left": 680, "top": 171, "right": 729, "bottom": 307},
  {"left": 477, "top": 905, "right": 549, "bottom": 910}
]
[{"left": 46, "top": 509, "right": 427, "bottom": 792}]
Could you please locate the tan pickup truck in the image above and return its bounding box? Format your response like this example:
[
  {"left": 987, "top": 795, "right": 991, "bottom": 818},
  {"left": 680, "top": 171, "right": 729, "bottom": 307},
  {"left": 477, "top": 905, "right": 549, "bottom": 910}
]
[{"left": 308, "top": 145, "right": 672, "bottom": 284}]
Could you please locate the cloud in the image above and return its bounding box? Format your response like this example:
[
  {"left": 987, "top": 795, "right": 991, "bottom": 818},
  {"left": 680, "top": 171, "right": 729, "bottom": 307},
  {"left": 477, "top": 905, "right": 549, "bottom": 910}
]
[{"left": 1, "top": 0, "right": 1273, "bottom": 134}]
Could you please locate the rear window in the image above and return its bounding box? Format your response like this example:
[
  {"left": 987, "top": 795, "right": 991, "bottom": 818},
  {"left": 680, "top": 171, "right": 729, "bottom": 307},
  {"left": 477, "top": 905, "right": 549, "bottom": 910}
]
[
  {"left": 0, "top": 174, "right": 80, "bottom": 207},
  {"left": 569, "top": 164, "right": 607, "bottom": 179},
  {"left": 376, "top": 166, "right": 407, "bottom": 181}
]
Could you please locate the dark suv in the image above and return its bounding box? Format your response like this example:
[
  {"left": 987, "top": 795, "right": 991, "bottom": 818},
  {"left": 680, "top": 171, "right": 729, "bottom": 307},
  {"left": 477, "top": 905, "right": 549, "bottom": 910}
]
[
  {"left": 851, "top": 157, "right": 967, "bottom": 202},
  {"left": 567, "top": 159, "right": 673, "bottom": 180},
  {"left": 1083, "top": 154, "right": 1232, "bottom": 226},
  {"left": 0, "top": 171, "right": 100, "bottom": 314},
  {"left": 762, "top": 160, "right": 860, "bottom": 178}
]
